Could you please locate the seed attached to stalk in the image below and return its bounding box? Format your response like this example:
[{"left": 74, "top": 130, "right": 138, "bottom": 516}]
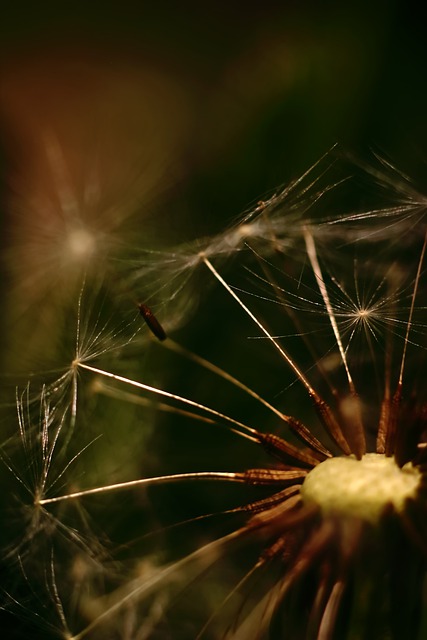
[{"left": 138, "top": 303, "right": 167, "bottom": 341}]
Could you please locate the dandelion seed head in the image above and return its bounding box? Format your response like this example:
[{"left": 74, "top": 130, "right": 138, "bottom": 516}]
[
  {"left": 301, "top": 453, "right": 422, "bottom": 524},
  {"left": 4, "top": 149, "right": 427, "bottom": 639}
]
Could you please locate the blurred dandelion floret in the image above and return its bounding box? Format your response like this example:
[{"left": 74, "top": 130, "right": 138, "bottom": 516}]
[
  {"left": 2, "top": 152, "right": 427, "bottom": 639},
  {"left": 1, "top": 54, "right": 191, "bottom": 374}
]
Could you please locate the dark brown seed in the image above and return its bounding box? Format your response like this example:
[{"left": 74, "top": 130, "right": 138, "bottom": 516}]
[{"left": 138, "top": 303, "right": 167, "bottom": 341}]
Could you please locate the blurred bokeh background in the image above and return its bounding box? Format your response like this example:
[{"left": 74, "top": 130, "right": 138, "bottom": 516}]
[
  {"left": 2, "top": 0, "right": 427, "bottom": 372},
  {"left": 1, "top": 1, "right": 427, "bottom": 638}
]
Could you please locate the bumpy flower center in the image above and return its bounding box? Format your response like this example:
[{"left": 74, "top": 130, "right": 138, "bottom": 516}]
[{"left": 301, "top": 453, "right": 421, "bottom": 524}]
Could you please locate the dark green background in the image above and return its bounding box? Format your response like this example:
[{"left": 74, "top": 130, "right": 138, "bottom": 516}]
[{"left": 2, "top": 0, "right": 427, "bottom": 227}]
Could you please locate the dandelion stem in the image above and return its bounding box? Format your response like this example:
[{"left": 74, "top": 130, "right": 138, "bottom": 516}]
[
  {"left": 93, "top": 379, "right": 217, "bottom": 425},
  {"left": 39, "top": 471, "right": 246, "bottom": 505},
  {"left": 195, "top": 559, "right": 265, "bottom": 640},
  {"left": 303, "top": 227, "right": 354, "bottom": 388},
  {"left": 387, "top": 229, "right": 427, "bottom": 458},
  {"left": 165, "top": 339, "right": 331, "bottom": 457},
  {"left": 203, "top": 256, "right": 315, "bottom": 393},
  {"left": 80, "top": 363, "right": 323, "bottom": 466},
  {"left": 70, "top": 527, "right": 246, "bottom": 640},
  {"left": 203, "top": 256, "right": 351, "bottom": 455},
  {"left": 77, "top": 362, "right": 260, "bottom": 443},
  {"left": 303, "top": 226, "right": 366, "bottom": 457},
  {"left": 317, "top": 579, "right": 346, "bottom": 638},
  {"left": 166, "top": 338, "right": 283, "bottom": 416},
  {"left": 398, "top": 230, "right": 427, "bottom": 387}
]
